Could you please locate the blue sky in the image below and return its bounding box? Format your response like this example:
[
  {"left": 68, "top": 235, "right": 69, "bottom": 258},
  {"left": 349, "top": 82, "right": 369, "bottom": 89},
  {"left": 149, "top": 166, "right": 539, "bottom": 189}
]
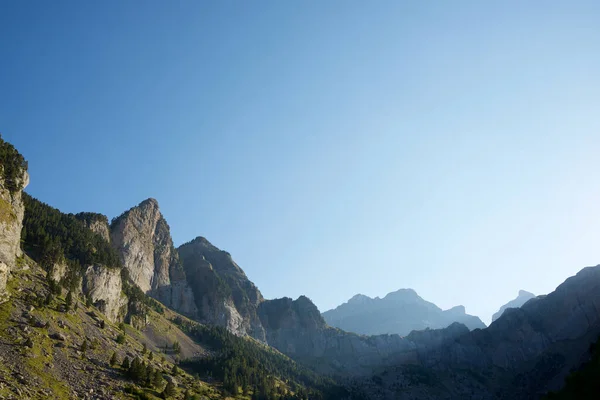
[{"left": 2, "top": 1, "right": 599, "bottom": 324}]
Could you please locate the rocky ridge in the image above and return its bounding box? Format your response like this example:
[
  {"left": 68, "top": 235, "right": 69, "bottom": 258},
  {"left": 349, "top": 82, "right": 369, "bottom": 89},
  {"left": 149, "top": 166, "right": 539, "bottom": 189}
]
[
  {"left": 322, "top": 288, "right": 486, "bottom": 336},
  {"left": 491, "top": 289, "right": 536, "bottom": 322}
]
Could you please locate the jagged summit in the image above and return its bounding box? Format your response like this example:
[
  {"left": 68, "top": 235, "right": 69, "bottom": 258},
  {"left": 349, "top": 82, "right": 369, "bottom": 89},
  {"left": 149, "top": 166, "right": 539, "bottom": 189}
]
[{"left": 139, "top": 197, "right": 159, "bottom": 207}]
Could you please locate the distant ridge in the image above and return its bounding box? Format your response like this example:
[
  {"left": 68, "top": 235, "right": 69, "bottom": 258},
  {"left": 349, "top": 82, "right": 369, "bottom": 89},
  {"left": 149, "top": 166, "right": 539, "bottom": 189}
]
[{"left": 322, "top": 288, "right": 486, "bottom": 336}]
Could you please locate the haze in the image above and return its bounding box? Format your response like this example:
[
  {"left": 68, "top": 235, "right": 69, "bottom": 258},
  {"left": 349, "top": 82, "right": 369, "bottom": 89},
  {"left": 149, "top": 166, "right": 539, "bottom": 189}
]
[{"left": 2, "top": 1, "right": 599, "bottom": 324}]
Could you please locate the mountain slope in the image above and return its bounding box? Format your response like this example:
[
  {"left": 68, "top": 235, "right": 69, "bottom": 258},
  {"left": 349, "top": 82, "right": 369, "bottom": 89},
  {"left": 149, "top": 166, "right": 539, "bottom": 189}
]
[
  {"left": 178, "top": 237, "right": 266, "bottom": 341},
  {"left": 322, "top": 289, "right": 486, "bottom": 336},
  {"left": 491, "top": 290, "right": 536, "bottom": 322},
  {"left": 354, "top": 265, "right": 600, "bottom": 399}
]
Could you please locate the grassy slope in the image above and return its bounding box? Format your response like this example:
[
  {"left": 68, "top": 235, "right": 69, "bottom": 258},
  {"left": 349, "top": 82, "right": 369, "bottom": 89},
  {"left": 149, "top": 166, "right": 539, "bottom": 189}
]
[{"left": 0, "top": 255, "right": 220, "bottom": 400}]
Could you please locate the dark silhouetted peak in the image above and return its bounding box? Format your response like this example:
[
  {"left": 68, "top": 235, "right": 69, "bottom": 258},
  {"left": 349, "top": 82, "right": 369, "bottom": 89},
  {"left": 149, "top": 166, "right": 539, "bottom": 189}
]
[{"left": 259, "top": 295, "right": 326, "bottom": 332}]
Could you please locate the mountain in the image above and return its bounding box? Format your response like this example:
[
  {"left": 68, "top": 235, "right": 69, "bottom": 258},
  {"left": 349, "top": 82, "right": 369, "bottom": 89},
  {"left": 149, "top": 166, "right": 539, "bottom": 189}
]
[
  {"left": 322, "top": 289, "right": 486, "bottom": 336},
  {"left": 351, "top": 266, "right": 600, "bottom": 399},
  {"left": 178, "top": 236, "right": 266, "bottom": 341},
  {"left": 491, "top": 289, "right": 536, "bottom": 322},
  {"left": 110, "top": 198, "right": 197, "bottom": 318},
  {"left": 4, "top": 134, "right": 600, "bottom": 400},
  {"left": 0, "top": 136, "right": 348, "bottom": 399}
]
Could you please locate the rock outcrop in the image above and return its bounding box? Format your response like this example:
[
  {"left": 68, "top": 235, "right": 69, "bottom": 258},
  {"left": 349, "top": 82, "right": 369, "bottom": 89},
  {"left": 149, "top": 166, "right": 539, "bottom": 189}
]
[
  {"left": 82, "top": 264, "right": 127, "bottom": 322},
  {"left": 491, "top": 289, "right": 536, "bottom": 322},
  {"left": 110, "top": 199, "right": 197, "bottom": 317},
  {"left": 0, "top": 148, "right": 28, "bottom": 300},
  {"left": 178, "top": 237, "right": 266, "bottom": 341},
  {"left": 322, "top": 288, "right": 486, "bottom": 336}
]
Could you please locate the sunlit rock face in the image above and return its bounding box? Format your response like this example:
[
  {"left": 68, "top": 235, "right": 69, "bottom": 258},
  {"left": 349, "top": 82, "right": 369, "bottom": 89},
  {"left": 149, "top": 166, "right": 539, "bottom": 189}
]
[
  {"left": 0, "top": 168, "right": 28, "bottom": 300},
  {"left": 110, "top": 198, "right": 197, "bottom": 317}
]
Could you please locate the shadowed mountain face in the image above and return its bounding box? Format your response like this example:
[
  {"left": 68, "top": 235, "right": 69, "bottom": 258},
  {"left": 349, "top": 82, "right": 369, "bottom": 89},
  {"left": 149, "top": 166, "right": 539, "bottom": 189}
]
[
  {"left": 353, "top": 265, "right": 600, "bottom": 399},
  {"left": 491, "top": 289, "right": 536, "bottom": 322},
  {"left": 322, "top": 289, "right": 486, "bottom": 336}
]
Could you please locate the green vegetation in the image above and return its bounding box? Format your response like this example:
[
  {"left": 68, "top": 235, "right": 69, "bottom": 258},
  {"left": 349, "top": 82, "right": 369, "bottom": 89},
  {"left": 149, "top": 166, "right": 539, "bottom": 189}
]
[
  {"left": 544, "top": 337, "right": 600, "bottom": 399},
  {"left": 21, "top": 194, "right": 120, "bottom": 291},
  {"left": 0, "top": 134, "right": 28, "bottom": 194},
  {"left": 174, "top": 317, "right": 347, "bottom": 400}
]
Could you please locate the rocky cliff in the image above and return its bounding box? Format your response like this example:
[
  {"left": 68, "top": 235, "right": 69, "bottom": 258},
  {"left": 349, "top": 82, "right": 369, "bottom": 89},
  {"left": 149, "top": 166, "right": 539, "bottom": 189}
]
[
  {"left": 322, "top": 288, "right": 486, "bottom": 336},
  {"left": 178, "top": 237, "right": 266, "bottom": 341},
  {"left": 0, "top": 139, "right": 29, "bottom": 301},
  {"left": 82, "top": 264, "right": 128, "bottom": 322},
  {"left": 491, "top": 289, "right": 536, "bottom": 322},
  {"left": 110, "top": 199, "right": 197, "bottom": 317}
]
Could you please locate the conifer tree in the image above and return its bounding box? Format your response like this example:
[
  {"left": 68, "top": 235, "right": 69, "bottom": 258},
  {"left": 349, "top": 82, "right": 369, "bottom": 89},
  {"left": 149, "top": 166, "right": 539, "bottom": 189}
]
[
  {"left": 162, "top": 381, "right": 176, "bottom": 398},
  {"left": 110, "top": 351, "right": 118, "bottom": 366}
]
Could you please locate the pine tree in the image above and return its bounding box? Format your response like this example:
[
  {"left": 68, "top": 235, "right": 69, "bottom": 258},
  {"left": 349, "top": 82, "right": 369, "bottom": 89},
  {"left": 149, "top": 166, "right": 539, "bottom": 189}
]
[
  {"left": 65, "top": 291, "right": 73, "bottom": 311},
  {"left": 148, "top": 351, "right": 153, "bottom": 361},
  {"left": 172, "top": 340, "right": 181, "bottom": 354},
  {"left": 110, "top": 351, "right": 118, "bottom": 366},
  {"left": 122, "top": 356, "right": 130, "bottom": 370},
  {"left": 171, "top": 364, "right": 179, "bottom": 376},
  {"left": 80, "top": 340, "right": 88, "bottom": 353},
  {"left": 162, "top": 381, "right": 176, "bottom": 398},
  {"left": 152, "top": 370, "right": 165, "bottom": 389},
  {"left": 142, "top": 343, "right": 147, "bottom": 355}
]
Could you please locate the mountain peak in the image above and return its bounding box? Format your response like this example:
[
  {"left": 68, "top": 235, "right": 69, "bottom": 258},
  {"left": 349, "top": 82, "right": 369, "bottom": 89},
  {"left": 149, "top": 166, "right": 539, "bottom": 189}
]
[
  {"left": 139, "top": 197, "right": 159, "bottom": 208},
  {"left": 347, "top": 294, "right": 372, "bottom": 304},
  {"left": 491, "top": 290, "right": 536, "bottom": 322},
  {"left": 383, "top": 288, "right": 421, "bottom": 302},
  {"left": 446, "top": 305, "right": 466, "bottom": 314}
]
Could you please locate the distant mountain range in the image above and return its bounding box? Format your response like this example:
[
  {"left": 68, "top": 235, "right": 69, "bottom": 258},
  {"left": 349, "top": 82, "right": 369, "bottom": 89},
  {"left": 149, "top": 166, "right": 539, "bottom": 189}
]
[
  {"left": 322, "top": 289, "right": 486, "bottom": 336},
  {"left": 491, "top": 289, "right": 536, "bottom": 322}
]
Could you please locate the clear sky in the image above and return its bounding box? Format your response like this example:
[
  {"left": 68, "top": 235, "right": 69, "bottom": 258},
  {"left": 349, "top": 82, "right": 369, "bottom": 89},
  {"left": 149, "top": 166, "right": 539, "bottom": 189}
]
[{"left": 2, "top": 1, "right": 599, "bottom": 324}]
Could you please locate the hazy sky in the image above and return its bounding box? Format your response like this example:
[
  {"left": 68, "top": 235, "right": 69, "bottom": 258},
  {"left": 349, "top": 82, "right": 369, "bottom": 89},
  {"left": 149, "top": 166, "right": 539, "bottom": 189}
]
[{"left": 2, "top": 1, "right": 599, "bottom": 324}]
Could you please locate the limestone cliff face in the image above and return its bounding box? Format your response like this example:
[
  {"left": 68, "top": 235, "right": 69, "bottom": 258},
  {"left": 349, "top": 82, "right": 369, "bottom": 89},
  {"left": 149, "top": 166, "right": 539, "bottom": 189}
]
[
  {"left": 178, "top": 237, "right": 266, "bottom": 341},
  {"left": 82, "top": 264, "right": 127, "bottom": 322},
  {"left": 0, "top": 168, "right": 28, "bottom": 299},
  {"left": 110, "top": 199, "right": 196, "bottom": 316}
]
